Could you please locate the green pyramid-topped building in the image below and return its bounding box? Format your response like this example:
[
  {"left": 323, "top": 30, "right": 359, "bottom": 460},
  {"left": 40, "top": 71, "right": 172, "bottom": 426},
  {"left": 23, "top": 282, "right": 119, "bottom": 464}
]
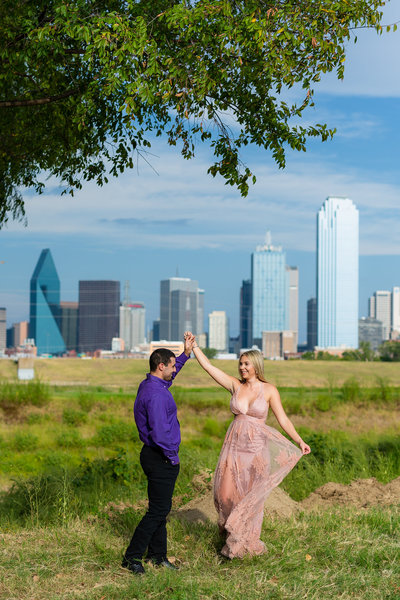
[{"left": 29, "top": 249, "right": 66, "bottom": 355}]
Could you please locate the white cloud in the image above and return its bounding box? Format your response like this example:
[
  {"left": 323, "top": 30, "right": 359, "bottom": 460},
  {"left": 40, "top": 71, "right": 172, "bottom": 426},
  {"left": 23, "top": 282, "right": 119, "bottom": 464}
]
[{"left": 4, "top": 144, "right": 400, "bottom": 256}]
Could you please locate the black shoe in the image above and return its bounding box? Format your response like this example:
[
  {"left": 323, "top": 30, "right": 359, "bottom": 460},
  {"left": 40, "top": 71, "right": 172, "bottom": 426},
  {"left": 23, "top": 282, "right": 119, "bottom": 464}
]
[
  {"left": 121, "top": 557, "right": 145, "bottom": 575},
  {"left": 152, "top": 558, "right": 178, "bottom": 570}
]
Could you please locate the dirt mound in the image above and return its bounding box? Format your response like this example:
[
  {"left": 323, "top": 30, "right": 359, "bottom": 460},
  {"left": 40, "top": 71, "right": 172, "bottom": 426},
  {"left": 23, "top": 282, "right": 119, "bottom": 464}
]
[
  {"left": 300, "top": 477, "right": 400, "bottom": 510},
  {"left": 176, "top": 486, "right": 300, "bottom": 524},
  {"left": 176, "top": 476, "right": 400, "bottom": 523}
]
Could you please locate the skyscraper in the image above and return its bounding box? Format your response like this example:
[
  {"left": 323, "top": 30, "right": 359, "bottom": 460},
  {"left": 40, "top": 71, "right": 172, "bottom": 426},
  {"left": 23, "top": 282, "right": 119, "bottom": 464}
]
[
  {"left": 307, "top": 298, "right": 317, "bottom": 351},
  {"left": 369, "top": 287, "right": 400, "bottom": 340},
  {"left": 368, "top": 290, "right": 391, "bottom": 340},
  {"left": 60, "top": 301, "right": 78, "bottom": 351},
  {"left": 358, "top": 317, "right": 383, "bottom": 351},
  {"left": 159, "top": 277, "right": 202, "bottom": 340},
  {"left": 120, "top": 302, "right": 146, "bottom": 350},
  {"left": 239, "top": 280, "right": 252, "bottom": 349},
  {"left": 29, "top": 249, "right": 66, "bottom": 355},
  {"left": 317, "top": 197, "right": 359, "bottom": 349},
  {"left": 197, "top": 289, "right": 205, "bottom": 336},
  {"left": 13, "top": 321, "right": 29, "bottom": 347},
  {"left": 287, "top": 266, "right": 299, "bottom": 350},
  {"left": 208, "top": 310, "right": 229, "bottom": 351},
  {"left": 78, "top": 281, "right": 120, "bottom": 352},
  {"left": 392, "top": 287, "right": 400, "bottom": 337},
  {"left": 0, "top": 308, "right": 6, "bottom": 351},
  {"left": 251, "top": 232, "right": 288, "bottom": 347}
]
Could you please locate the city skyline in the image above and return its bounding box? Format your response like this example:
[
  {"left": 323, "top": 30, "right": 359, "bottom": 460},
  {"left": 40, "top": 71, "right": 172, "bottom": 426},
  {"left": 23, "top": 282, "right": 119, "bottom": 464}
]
[
  {"left": 1, "top": 241, "right": 398, "bottom": 354},
  {"left": 1, "top": 3, "right": 399, "bottom": 344}
]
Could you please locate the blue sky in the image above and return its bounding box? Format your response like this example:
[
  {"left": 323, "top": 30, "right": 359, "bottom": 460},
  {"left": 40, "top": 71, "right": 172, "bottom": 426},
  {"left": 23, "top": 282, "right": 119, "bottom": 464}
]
[{"left": 1, "top": 2, "right": 400, "bottom": 344}]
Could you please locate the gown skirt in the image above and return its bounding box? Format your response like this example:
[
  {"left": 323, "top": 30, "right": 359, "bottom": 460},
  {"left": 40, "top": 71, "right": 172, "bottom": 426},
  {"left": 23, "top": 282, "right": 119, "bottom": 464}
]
[{"left": 214, "top": 403, "right": 302, "bottom": 559}]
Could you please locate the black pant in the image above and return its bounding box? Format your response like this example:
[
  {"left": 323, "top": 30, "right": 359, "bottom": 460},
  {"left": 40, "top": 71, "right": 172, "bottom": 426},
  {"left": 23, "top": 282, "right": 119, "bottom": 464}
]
[{"left": 124, "top": 445, "right": 180, "bottom": 562}]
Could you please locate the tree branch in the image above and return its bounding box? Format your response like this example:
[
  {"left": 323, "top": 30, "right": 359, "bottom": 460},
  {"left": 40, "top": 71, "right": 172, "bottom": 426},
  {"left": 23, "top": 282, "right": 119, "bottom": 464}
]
[{"left": 0, "top": 88, "right": 81, "bottom": 108}]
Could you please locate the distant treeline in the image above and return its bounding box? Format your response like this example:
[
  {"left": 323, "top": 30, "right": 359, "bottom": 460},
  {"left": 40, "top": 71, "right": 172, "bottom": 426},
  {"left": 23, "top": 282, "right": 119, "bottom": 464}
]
[{"left": 302, "top": 341, "right": 400, "bottom": 362}]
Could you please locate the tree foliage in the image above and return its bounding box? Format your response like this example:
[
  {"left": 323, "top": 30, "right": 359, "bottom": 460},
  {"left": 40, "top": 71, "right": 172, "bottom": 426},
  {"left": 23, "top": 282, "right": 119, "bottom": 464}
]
[
  {"left": 202, "top": 347, "right": 218, "bottom": 359},
  {"left": 379, "top": 341, "right": 400, "bottom": 362},
  {"left": 0, "top": 0, "right": 388, "bottom": 225}
]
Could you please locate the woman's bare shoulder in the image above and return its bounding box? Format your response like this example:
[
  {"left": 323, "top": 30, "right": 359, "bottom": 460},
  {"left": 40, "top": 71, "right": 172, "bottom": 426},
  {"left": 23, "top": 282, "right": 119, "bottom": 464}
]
[
  {"left": 231, "top": 377, "right": 243, "bottom": 392},
  {"left": 260, "top": 381, "right": 279, "bottom": 398}
]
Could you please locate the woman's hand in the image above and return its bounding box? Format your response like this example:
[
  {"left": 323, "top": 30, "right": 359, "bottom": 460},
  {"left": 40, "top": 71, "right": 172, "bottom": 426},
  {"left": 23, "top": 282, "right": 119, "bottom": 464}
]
[{"left": 299, "top": 440, "right": 311, "bottom": 455}]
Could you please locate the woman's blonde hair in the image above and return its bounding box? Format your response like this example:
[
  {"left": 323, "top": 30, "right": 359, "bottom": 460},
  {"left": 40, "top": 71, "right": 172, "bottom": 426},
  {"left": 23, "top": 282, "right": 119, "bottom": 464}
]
[{"left": 238, "top": 350, "right": 267, "bottom": 383}]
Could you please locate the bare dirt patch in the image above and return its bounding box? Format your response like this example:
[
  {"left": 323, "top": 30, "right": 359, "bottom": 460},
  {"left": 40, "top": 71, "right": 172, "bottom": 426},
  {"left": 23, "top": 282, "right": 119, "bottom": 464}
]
[
  {"left": 175, "top": 476, "right": 400, "bottom": 523},
  {"left": 301, "top": 476, "right": 400, "bottom": 510}
]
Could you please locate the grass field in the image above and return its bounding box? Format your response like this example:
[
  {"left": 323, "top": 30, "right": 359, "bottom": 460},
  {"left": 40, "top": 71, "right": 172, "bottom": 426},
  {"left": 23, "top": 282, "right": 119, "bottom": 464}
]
[
  {"left": 1, "top": 357, "right": 400, "bottom": 387},
  {"left": 0, "top": 366, "right": 399, "bottom": 599}
]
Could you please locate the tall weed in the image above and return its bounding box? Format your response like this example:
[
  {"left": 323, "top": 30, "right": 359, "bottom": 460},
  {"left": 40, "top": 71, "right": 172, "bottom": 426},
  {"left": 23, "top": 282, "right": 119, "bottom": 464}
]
[{"left": 0, "top": 380, "right": 50, "bottom": 413}]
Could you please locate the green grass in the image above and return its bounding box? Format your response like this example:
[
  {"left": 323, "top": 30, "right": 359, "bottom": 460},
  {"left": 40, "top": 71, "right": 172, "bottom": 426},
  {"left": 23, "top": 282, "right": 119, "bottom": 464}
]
[
  {"left": 0, "top": 381, "right": 399, "bottom": 491},
  {"left": 0, "top": 507, "right": 398, "bottom": 599},
  {"left": 0, "top": 379, "right": 399, "bottom": 599},
  {"left": 2, "top": 357, "right": 400, "bottom": 387}
]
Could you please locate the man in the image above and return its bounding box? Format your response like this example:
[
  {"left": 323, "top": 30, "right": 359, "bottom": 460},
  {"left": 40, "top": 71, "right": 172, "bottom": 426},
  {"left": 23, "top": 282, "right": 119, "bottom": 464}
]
[{"left": 122, "top": 332, "right": 195, "bottom": 575}]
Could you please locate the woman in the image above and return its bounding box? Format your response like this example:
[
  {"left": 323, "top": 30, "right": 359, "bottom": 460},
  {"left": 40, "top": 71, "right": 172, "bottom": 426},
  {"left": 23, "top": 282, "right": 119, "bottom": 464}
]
[{"left": 190, "top": 339, "right": 311, "bottom": 559}]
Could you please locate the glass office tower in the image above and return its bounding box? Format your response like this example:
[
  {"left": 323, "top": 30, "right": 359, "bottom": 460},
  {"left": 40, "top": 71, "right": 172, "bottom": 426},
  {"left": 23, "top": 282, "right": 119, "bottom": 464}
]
[
  {"left": 29, "top": 249, "right": 66, "bottom": 355},
  {"left": 251, "top": 233, "right": 288, "bottom": 347},
  {"left": 317, "top": 197, "right": 359, "bottom": 349},
  {"left": 78, "top": 281, "right": 120, "bottom": 352},
  {"left": 239, "top": 279, "right": 252, "bottom": 349},
  {"left": 159, "top": 277, "right": 201, "bottom": 341}
]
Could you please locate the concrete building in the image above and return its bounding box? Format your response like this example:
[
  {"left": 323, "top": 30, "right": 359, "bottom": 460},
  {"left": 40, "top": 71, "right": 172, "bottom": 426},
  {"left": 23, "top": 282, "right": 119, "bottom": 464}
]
[
  {"left": 160, "top": 277, "right": 202, "bottom": 341},
  {"left": 150, "top": 340, "right": 184, "bottom": 356},
  {"left": 358, "top": 317, "right": 383, "bottom": 351},
  {"left": 0, "top": 308, "right": 6, "bottom": 351},
  {"left": 307, "top": 298, "right": 317, "bottom": 351},
  {"left": 78, "top": 281, "right": 120, "bottom": 353},
  {"left": 208, "top": 310, "right": 229, "bottom": 351},
  {"left": 392, "top": 287, "right": 400, "bottom": 337},
  {"left": 287, "top": 266, "right": 299, "bottom": 350},
  {"left": 262, "top": 331, "right": 296, "bottom": 359},
  {"left": 13, "top": 321, "right": 29, "bottom": 347},
  {"left": 317, "top": 197, "right": 359, "bottom": 349},
  {"left": 239, "top": 279, "right": 252, "bottom": 349},
  {"left": 111, "top": 337, "right": 125, "bottom": 353},
  {"left": 120, "top": 302, "right": 146, "bottom": 351},
  {"left": 251, "top": 232, "right": 288, "bottom": 348},
  {"left": 29, "top": 249, "right": 66, "bottom": 355},
  {"left": 60, "top": 301, "right": 78, "bottom": 351},
  {"left": 197, "top": 288, "right": 205, "bottom": 337},
  {"left": 369, "top": 290, "right": 392, "bottom": 340}
]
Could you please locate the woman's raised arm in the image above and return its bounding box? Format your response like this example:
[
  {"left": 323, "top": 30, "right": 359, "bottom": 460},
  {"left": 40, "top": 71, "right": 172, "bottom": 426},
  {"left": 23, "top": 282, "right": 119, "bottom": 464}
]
[{"left": 192, "top": 344, "right": 239, "bottom": 393}]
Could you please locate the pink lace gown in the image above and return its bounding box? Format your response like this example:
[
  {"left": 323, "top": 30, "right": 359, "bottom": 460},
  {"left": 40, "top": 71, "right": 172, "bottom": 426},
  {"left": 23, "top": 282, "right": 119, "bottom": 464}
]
[{"left": 214, "top": 383, "right": 302, "bottom": 559}]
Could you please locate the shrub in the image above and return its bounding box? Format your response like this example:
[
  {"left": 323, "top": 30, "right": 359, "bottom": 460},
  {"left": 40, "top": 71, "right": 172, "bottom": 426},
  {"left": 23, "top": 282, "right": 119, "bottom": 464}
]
[
  {"left": 284, "top": 397, "right": 304, "bottom": 415},
  {"left": 76, "top": 449, "right": 141, "bottom": 487},
  {"left": 0, "top": 469, "right": 79, "bottom": 525},
  {"left": 56, "top": 430, "right": 85, "bottom": 448},
  {"left": 26, "top": 413, "right": 48, "bottom": 425},
  {"left": 0, "top": 380, "right": 50, "bottom": 412},
  {"left": 341, "top": 378, "right": 361, "bottom": 403},
  {"left": 95, "top": 422, "right": 137, "bottom": 446},
  {"left": 13, "top": 432, "right": 39, "bottom": 451},
  {"left": 62, "top": 408, "right": 88, "bottom": 427},
  {"left": 78, "top": 391, "right": 96, "bottom": 413},
  {"left": 314, "top": 394, "right": 333, "bottom": 412}
]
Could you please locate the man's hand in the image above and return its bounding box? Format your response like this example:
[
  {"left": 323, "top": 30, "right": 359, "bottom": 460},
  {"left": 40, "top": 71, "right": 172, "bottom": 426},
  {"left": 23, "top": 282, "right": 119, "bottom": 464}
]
[{"left": 183, "top": 331, "right": 196, "bottom": 356}]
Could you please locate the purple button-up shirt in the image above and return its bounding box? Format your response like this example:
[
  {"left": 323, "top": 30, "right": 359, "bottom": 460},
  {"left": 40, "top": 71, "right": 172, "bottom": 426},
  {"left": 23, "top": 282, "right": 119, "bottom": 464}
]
[{"left": 134, "top": 352, "right": 189, "bottom": 465}]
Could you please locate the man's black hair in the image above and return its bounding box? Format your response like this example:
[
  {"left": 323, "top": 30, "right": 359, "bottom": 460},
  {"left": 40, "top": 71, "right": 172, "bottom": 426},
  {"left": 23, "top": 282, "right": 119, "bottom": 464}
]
[{"left": 149, "top": 348, "right": 176, "bottom": 372}]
